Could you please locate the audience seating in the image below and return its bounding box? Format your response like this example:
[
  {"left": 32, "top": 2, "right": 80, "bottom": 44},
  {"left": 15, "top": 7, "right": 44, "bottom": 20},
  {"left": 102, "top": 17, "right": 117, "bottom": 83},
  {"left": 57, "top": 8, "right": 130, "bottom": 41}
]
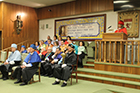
[
  {"left": 30, "top": 62, "right": 41, "bottom": 84},
  {"left": 71, "top": 55, "right": 79, "bottom": 85},
  {"left": 87, "top": 41, "right": 95, "bottom": 59},
  {"left": 11, "top": 53, "right": 28, "bottom": 71},
  {"left": 84, "top": 41, "right": 89, "bottom": 47},
  {"left": 0, "top": 51, "right": 7, "bottom": 63},
  {"left": 74, "top": 41, "right": 79, "bottom": 46},
  {"left": 88, "top": 41, "right": 95, "bottom": 47},
  {"left": 8, "top": 51, "right": 12, "bottom": 57}
]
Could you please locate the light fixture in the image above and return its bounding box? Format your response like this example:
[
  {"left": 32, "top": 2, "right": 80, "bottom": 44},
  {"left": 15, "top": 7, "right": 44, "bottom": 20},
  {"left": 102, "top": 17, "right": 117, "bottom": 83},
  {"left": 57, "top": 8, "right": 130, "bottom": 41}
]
[
  {"left": 121, "top": 5, "right": 134, "bottom": 8},
  {"left": 17, "top": 13, "right": 25, "bottom": 17},
  {"left": 114, "top": 1, "right": 129, "bottom": 4}
]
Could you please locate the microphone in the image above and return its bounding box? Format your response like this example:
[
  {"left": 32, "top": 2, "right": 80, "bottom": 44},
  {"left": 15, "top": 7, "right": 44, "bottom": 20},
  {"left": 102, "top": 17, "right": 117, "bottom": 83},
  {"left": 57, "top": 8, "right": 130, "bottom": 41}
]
[
  {"left": 108, "top": 26, "right": 112, "bottom": 29},
  {"left": 106, "top": 26, "right": 112, "bottom": 32}
]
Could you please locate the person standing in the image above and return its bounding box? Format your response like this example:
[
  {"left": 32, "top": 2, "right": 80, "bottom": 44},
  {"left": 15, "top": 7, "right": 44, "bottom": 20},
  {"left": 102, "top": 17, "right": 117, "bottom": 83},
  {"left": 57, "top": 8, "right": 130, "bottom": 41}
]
[{"left": 115, "top": 20, "right": 127, "bottom": 35}]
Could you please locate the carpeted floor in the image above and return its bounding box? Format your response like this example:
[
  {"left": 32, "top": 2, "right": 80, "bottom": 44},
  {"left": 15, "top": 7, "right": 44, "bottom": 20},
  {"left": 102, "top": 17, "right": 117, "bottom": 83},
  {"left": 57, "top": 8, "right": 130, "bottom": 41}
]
[{"left": 0, "top": 75, "right": 140, "bottom": 93}]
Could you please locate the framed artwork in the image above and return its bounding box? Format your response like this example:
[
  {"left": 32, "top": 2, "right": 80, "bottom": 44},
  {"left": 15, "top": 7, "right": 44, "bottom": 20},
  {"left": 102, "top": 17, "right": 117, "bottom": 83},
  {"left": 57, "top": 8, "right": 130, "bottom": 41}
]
[
  {"left": 55, "top": 14, "right": 106, "bottom": 40},
  {"left": 118, "top": 11, "right": 139, "bottom": 38},
  {"left": 46, "top": 24, "right": 48, "bottom": 29}
]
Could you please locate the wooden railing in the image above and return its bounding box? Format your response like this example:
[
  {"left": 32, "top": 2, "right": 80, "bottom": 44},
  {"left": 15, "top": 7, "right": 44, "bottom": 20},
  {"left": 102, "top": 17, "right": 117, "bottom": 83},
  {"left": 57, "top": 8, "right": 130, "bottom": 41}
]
[{"left": 95, "top": 40, "right": 140, "bottom": 65}]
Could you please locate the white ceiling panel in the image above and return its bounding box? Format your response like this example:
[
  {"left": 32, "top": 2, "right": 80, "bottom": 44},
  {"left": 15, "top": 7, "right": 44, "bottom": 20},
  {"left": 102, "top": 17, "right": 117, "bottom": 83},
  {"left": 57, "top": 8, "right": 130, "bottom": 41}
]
[{"left": 1, "top": 0, "right": 75, "bottom": 8}]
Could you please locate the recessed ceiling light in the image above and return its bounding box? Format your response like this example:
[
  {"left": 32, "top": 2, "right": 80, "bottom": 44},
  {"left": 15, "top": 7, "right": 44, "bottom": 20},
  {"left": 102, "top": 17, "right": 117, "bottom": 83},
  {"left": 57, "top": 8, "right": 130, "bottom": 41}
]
[
  {"left": 121, "top": 4, "right": 134, "bottom": 8},
  {"left": 114, "top": 1, "right": 129, "bottom": 4}
]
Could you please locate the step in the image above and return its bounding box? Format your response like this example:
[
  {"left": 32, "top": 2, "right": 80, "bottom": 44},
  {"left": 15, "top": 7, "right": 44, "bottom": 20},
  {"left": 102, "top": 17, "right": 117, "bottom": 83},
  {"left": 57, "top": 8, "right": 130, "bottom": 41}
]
[
  {"left": 83, "top": 64, "right": 94, "bottom": 69},
  {"left": 77, "top": 68, "right": 140, "bottom": 82},
  {"left": 72, "top": 73, "right": 140, "bottom": 89},
  {"left": 93, "top": 89, "right": 113, "bottom": 93},
  {"left": 87, "top": 59, "right": 94, "bottom": 62},
  {"left": 86, "top": 62, "right": 94, "bottom": 64},
  {"left": 86, "top": 59, "right": 94, "bottom": 64}
]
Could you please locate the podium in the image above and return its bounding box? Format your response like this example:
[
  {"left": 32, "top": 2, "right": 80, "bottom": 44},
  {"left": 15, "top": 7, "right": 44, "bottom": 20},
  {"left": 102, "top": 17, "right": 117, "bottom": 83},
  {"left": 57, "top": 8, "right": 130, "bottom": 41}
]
[
  {"left": 102, "top": 33, "right": 128, "bottom": 41},
  {"left": 102, "top": 33, "right": 128, "bottom": 62}
]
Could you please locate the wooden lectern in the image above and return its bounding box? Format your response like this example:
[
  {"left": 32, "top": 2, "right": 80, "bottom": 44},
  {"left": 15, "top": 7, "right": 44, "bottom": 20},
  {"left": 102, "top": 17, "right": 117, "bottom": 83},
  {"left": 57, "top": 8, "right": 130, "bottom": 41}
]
[
  {"left": 102, "top": 33, "right": 128, "bottom": 41},
  {"left": 102, "top": 33, "right": 128, "bottom": 62}
]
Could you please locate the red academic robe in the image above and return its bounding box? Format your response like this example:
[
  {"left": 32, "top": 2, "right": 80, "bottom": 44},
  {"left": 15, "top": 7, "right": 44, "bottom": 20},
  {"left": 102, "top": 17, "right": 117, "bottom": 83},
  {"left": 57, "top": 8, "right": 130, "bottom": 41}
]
[{"left": 115, "top": 28, "right": 127, "bottom": 35}]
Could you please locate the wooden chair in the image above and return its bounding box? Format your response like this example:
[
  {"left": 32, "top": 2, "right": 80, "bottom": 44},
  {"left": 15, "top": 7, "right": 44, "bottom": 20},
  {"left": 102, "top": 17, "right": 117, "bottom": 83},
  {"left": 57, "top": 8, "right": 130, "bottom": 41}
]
[
  {"left": 30, "top": 62, "right": 41, "bottom": 84},
  {"left": 11, "top": 53, "right": 28, "bottom": 78},
  {"left": 70, "top": 55, "right": 79, "bottom": 85}
]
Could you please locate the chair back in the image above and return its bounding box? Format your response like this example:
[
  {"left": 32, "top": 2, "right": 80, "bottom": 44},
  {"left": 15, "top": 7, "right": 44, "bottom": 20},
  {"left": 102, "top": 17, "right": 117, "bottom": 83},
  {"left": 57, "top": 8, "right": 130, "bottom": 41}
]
[
  {"left": 0, "top": 51, "right": 7, "bottom": 62},
  {"left": 72, "top": 55, "right": 79, "bottom": 72},
  {"left": 75, "top": 41, "right": 79, "bottom": 46},
  {"left": 84, "top": 41, "right": 89, "bottom": 47},
  {"left": 87, "top": 47, "right": 94, "bottom": 58},
  {"left": 89, "top": 41, "right": 95, "bottom": 47},
  {"left": 8, "top": 51, "right": 12, "bottom": 57},
  {"left": 21, "top": 53, "right": 28, "bottom": 63}
]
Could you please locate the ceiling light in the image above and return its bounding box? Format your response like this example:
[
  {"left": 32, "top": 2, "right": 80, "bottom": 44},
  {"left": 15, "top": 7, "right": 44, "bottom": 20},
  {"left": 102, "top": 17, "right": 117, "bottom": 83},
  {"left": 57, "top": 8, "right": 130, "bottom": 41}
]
[
  {"left": 114, "top": 1, "right": 129, "bottom": 4},
  {"left": 121, "top": 5, "right": 134, "bottom": 8}
]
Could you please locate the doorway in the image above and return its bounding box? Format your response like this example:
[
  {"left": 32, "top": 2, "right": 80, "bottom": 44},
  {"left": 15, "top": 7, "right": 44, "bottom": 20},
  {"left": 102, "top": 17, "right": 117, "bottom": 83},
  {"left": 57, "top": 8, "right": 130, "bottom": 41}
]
[{"left": 0, "top": 31, "right": 2, "bottom": 50}]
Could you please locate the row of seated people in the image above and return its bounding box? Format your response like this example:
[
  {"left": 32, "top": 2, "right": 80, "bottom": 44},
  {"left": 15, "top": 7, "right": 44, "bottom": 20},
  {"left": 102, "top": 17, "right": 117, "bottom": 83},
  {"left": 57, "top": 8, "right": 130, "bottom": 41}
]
[
  {"left": 0, "top": 44, "right": 41, "bottom": 86},
  {"left": 0, "top": 43, "right": 80, "bottom": 87},
  {"left": 20, "top": 35, "right": 86, "bottom": 68}
]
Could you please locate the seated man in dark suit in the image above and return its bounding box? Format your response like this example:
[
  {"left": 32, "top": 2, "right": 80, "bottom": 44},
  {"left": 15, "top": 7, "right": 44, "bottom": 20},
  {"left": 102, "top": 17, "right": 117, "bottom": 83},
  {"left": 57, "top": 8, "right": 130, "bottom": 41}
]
[
  {"left": 12, "top": 44, "right": 41, "bottom": 86},
  {"left": 52, "top": 44, "right": 77, "bottom": 87},
  {"left": 0, "top": 43, "right": 21, "bottom": 80}
]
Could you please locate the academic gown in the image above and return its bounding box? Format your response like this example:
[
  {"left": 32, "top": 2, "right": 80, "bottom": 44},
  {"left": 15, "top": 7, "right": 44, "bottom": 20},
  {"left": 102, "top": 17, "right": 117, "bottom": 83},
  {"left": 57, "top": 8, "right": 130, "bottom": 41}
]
[
  {"left": 21, "top": 50, "right": 27, "bottom": 53},
  {"left": 115, "top": 28, "right": 127, "bottom": 35},
  {"left": 41, "top": 51, "right": 48, "bottom": 60},
  {"left": 40, "top": 52, "right": 54, "bottom": 75},
  {"left": 43, "top": 52, "right": 62, "bottom": 75},
  {"left": 12, "top": 51, "right": 41, "bottom": 82},
  {"left": 53, "top": 51, "right": 77, "bottom": 81}
]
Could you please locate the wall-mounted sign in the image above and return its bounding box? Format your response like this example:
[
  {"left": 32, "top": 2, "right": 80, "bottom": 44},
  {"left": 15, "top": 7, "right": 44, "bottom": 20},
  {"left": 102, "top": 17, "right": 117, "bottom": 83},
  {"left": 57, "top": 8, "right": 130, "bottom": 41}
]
[{"left": 55, "top": 14, "right": 106, "bottom": 40}]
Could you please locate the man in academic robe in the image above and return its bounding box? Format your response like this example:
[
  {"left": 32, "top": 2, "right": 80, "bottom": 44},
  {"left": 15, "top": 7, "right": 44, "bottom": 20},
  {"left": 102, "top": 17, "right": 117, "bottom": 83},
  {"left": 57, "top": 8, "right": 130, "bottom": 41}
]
[
  {"left": 52, "top": 44, "right": 77, "bottom": 87},
  {"left": 0, "top": 44, "right": 21, "bottom": 80},
  {"left": 12, "top": 44, "right": 41, "bottom": 86},
  {"left": 20, "top": 45, "right": 27, "bottom": 53},
  {"left": 40, "top": 47, "right": 54, "bottom": 75},
  {"left": 43, "top": 47, "right": 63, "bottom": 77},
  {"left": 115, "top": 20, "right": 127, "bottom": 35}
]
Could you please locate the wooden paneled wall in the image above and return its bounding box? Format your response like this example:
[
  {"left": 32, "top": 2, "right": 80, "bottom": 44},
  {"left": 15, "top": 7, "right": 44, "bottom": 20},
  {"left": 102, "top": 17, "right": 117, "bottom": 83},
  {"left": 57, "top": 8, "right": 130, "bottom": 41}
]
[
  {"left": 0, "top": 3, "right": 3, "bottom": 30},
  {"left": 1, "top": 2, "right": 39, "bottom": 49},
  {"left": 37, "top": 0, "right": 113, "bottom": 20}
]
